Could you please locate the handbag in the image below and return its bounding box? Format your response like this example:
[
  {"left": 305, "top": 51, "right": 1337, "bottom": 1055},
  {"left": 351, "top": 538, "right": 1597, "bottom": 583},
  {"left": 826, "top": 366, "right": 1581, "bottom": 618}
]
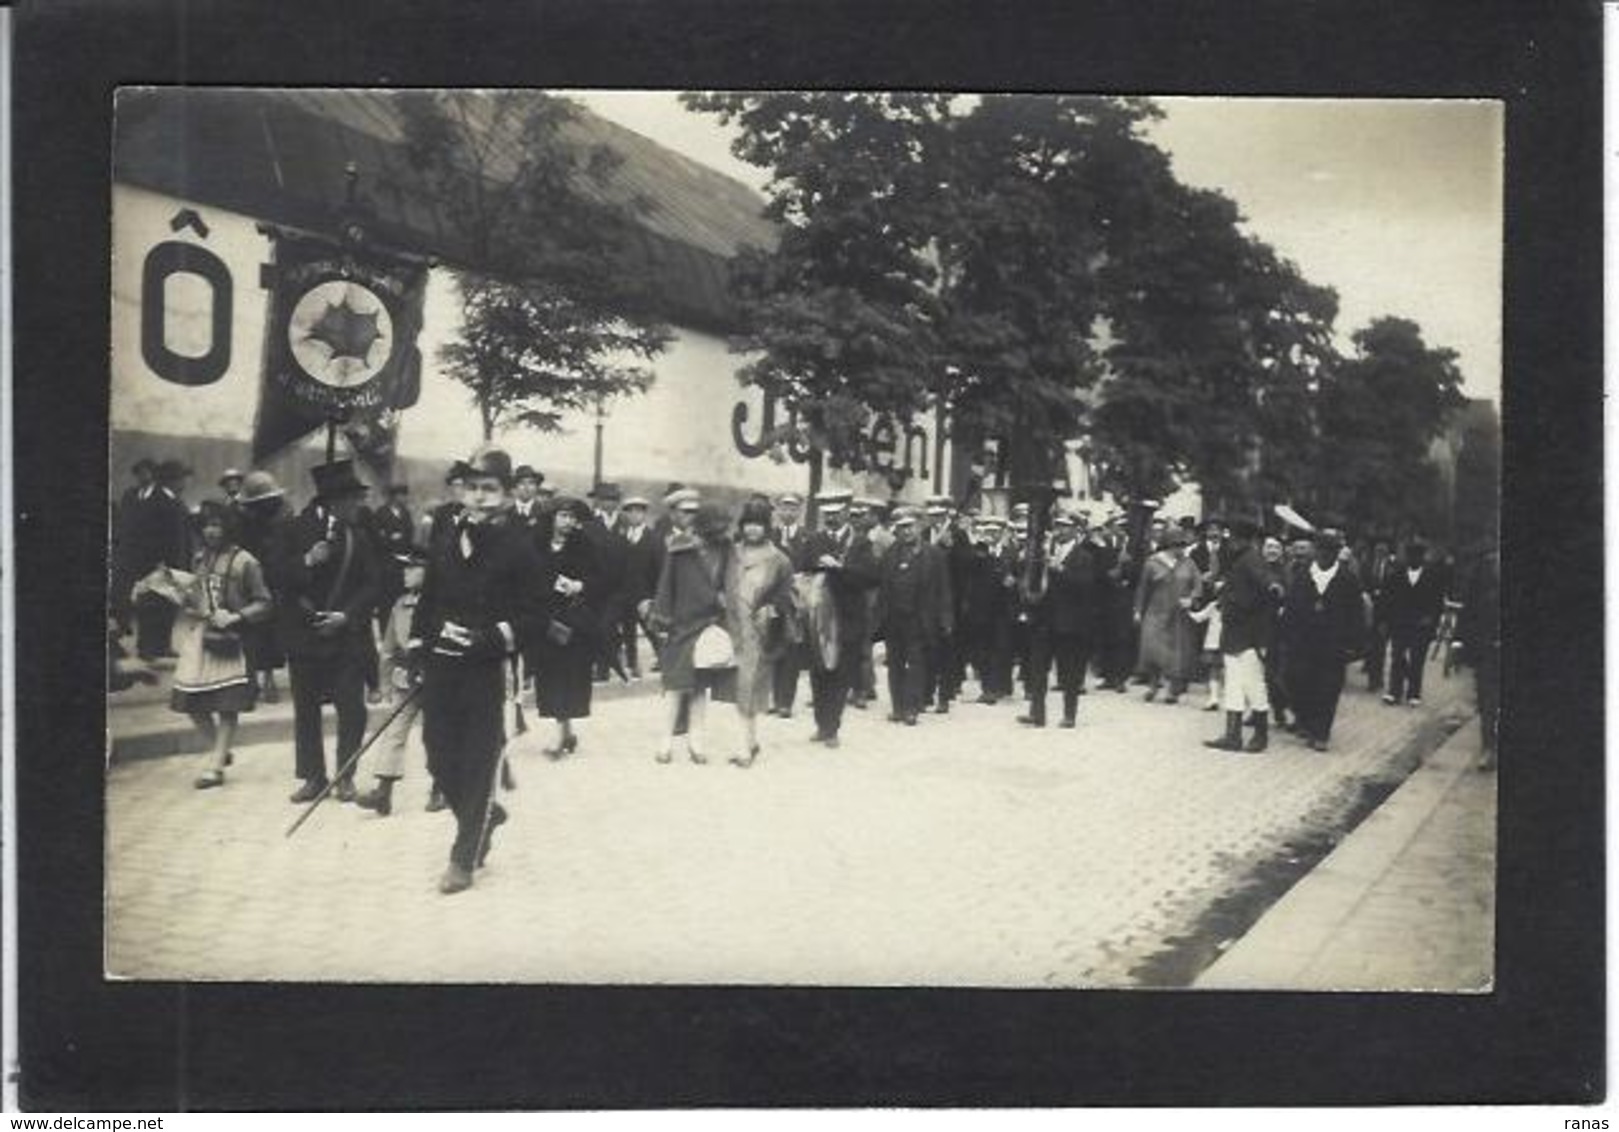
[
  {"left": 545, "top": 619, "right": 574, "bottom": 646},
  {"left": 201, "top": 550, "right": 244, "bottom": 660},
  {"left": 692, "top": 622, "right": 736, "bottom": 670}
]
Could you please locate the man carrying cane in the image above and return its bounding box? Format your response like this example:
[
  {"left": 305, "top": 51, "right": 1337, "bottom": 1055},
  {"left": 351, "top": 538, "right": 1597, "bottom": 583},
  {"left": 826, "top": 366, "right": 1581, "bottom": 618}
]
[{"left": 408, "top": 446, "right": 545, "bottom": 895}]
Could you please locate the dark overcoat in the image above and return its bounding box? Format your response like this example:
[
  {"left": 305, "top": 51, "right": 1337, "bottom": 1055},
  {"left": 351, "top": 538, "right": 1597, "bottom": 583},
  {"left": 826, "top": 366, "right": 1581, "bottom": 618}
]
[
  {"left": 267, "top": 505, "right": 382, "bottom": 664},
  {"left": 532, "top": 531, "right": 601, "bottom": 719}
]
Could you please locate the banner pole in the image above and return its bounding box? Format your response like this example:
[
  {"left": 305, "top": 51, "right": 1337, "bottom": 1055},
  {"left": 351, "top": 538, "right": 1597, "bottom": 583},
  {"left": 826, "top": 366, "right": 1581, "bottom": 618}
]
[{"left": 326, "top": 417, "right": 338, "bottom": 462}]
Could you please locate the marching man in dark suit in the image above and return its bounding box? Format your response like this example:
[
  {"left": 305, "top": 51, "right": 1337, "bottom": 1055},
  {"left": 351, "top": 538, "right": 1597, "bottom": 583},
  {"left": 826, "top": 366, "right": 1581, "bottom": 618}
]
[
  {"left": 962, "top": 515, "right": 1016, "bottom": 705},
  {"left": 425, "top": 460, "right": 472, "bottom": 553},
  {"left": 409, "top": 447, "right": 545, "bottom": 895},
  {"left": 617, "top": 496, "right": 660, "bottom": 678},
  {"left": 800, "top": 490, "right": 880, "bottom": 748},
  {"left": 1281, "top": 527, "right": 1366, "bottom": 751},
  {"left": 369, "top": 482, "right": 417, "bottom": 632},
  {"left": 923, "top": 496, "right": 972, "bottom": 713},
  {"left": 270, "top": 460, "right": 382, "bottom": 804},
  {"left": 876, "top": 506, "right": 954, "bottom": 726},
  {"left": 769, "top": 492, "right": 812, "bottom": 717},
  {"left": 1380, "top": 538, "right": 1445, "bottom": 707},
  {"left": 509, "top": 464, "right": 549, "bottom": 541},
  {"left": 584, "top": 482, "right": 631, "bottom": 683},
  {"left": 1020, "top": 507, "right": 1100, "bottom": 729},
  {"left": 1203, "top": 518, "right": 1280, "bottom": 753},
  {"left": 120, "top": 458, "right": 194, "bottom": 659}
]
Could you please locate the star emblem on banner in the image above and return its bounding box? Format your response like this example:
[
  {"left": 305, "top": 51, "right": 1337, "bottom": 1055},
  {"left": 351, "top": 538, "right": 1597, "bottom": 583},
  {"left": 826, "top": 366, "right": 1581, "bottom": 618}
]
[{"left": 289, "top": 281, "right": 394, "bottom": 388}]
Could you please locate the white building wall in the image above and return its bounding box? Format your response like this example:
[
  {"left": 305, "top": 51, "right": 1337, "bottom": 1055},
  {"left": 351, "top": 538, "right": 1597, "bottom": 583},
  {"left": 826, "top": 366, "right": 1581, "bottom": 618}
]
[{"left": 111, "top": 183, "right": 944, "bottom": 504}]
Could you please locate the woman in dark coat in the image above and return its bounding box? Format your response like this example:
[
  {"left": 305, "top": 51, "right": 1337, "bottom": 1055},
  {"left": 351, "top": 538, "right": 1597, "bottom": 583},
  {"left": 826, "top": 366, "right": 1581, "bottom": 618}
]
[
  {"left": 648, "top": 495, "right": 735, "bottom": 764},
  {"left": 531, "top": 496, "right": 600, "bottom": 757}
]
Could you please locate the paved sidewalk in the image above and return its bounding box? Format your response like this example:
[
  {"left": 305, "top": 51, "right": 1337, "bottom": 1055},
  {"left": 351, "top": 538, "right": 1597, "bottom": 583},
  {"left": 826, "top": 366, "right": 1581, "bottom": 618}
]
[
  {"left": 1196, "top": 718, "right": 1495, "bottom": 991},
  {"left": 106, "top": 660, "right": 1477, "bottom": 986},
  {"left": 108, "top": 659, "right": 656, "bottom": 761}
]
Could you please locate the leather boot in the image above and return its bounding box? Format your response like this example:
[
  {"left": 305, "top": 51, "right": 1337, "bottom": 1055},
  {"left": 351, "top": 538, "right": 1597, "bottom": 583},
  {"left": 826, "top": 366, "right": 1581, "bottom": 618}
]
[
  {"left": 1018, "top": 695, "right": 1047, "bottom": 727},
  {"left": 1203, "top": 711, "right": 1244, "bottom": 751},
  {"left": 355, "top": 777, "right": 396, "bottom": 816},
  {"left": 1060, "top": 690, "right": 1078, "bottom": 728},
  {"left": 1245, "top": 712, "right": 1269, "bottom": 752}
]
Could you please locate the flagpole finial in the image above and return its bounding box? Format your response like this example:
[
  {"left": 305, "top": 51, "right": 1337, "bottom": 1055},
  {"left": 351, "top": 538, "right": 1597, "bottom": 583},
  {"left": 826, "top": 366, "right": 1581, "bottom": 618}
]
[{"left": 344, "top": 161, "right": 360, "bottom": 206}]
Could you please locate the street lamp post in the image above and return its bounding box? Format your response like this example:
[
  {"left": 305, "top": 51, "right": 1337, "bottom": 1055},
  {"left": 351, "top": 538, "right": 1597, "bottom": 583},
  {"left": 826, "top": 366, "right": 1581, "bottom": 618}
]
[{"left": 592, "top": 395, "right": 605, "bottom": 492}]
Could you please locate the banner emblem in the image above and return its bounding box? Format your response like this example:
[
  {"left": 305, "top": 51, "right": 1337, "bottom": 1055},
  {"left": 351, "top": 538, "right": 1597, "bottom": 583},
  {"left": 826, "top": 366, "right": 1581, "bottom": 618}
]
[
  {"left": 289, "top": 280, "right": 395, "bottom": 388},
  {"left": 254, "top": 227, "right": 427, "bottom": 469}
]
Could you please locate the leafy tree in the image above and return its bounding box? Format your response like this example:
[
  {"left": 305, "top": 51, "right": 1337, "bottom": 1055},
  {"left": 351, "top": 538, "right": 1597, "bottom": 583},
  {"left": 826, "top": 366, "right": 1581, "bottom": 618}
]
[
  {"left": 397, "top": 90, "right": 669, "bottom": 439},
  {"left": 933, "top": 95, "right": 1162, "bottom": 489},
  {"left": 1088, "top": 162, "right": 1340, "bottom": 514},
  {"left": 1313, "top": 316, "right": 1466, "bottom": 532},
  {"left": 680, "top": 91, "right": 950, "bottom": 478}
]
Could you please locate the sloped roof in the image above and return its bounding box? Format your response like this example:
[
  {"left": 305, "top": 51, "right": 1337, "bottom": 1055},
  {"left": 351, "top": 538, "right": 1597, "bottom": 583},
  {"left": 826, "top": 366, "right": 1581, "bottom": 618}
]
[{"left": 113, "top": 87, "right": 776, "bottom": 330}]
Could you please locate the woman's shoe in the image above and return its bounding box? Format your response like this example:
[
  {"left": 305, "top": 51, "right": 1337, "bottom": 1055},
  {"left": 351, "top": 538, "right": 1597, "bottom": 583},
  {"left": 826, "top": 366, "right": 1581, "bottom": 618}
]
[
  {"left": 729, "top": 744, "right": 760, "bottom": 769},
  {"left": 655, "top": 749, "right": 673, "bottom": 765},
  {"left": 193, "top": 769, "right": 225, "bottom": 790},
  {"left": 224, "top": 750, "right": 235, "bottom": 766},
  {"left": 562, "top": 733, "right": 578, "bottom": 754},
  {"left": 688, "top": 748, "right": 709, "bottom": 765}
]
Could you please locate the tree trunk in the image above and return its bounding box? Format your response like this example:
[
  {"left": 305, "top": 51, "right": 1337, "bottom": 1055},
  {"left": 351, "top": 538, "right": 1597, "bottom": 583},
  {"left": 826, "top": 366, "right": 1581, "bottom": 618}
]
[{"left": 806, "top": 449, "right": 824, "bottom": 526}]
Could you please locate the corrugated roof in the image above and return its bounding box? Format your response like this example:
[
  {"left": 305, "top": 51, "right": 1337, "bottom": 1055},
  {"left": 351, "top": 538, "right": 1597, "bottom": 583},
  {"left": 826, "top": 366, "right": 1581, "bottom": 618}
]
[{"left": 113, "top": 87, "right": 776, "bottom": 329}]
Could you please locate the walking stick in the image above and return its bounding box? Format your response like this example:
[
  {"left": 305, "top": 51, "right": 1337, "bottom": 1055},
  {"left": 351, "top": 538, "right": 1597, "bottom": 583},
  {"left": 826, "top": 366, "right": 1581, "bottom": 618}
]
[
  {"left": 473, "top": 726, "right": 514, "bottom": 870},
  {"left": 284, "top": 683, "right": 423, "bottom": 839},
  {"left": 502, "top": 655, "right": 523, "bottom": 790}
]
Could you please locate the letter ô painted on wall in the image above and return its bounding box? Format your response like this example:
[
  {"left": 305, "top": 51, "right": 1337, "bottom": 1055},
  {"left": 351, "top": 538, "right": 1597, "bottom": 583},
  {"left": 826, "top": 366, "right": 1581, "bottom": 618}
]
[{"left": 140, "top": 240, "right": 233, "bottom": 386}]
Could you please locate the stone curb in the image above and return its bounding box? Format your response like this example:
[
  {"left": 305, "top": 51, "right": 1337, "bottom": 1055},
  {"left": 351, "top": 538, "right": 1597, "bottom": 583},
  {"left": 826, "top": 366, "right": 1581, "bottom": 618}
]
[
  {"left": 108, "top": 674, "right": 663, "bottom": 763},
  {"left": 1194, "top": 715, "right": 1486, "bottom": 990}
]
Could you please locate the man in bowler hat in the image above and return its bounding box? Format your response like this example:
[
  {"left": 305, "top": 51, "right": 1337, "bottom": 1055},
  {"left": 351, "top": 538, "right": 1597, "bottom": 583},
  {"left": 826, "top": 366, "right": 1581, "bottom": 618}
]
[{"left": 270, "top": 459, "right": 382, "bottom": 804}]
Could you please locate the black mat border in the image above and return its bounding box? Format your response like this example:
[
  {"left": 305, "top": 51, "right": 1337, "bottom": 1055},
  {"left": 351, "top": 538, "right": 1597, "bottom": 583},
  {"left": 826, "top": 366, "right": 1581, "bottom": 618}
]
[{"left": 12, "top": 0, "right": 1603, "bottom": 1110}]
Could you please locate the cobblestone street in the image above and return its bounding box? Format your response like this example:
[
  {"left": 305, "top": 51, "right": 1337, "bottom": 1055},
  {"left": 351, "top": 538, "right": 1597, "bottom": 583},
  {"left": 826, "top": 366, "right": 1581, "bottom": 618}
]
[{"left": 107, "top": 660, "right": 1479, "bottom": 987}]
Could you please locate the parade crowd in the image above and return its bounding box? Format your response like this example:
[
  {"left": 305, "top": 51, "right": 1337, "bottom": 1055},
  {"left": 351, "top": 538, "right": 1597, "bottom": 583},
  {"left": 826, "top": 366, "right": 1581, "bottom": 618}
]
[{"left": 110, "top": 449, "right": 1501, "bottom": 896}]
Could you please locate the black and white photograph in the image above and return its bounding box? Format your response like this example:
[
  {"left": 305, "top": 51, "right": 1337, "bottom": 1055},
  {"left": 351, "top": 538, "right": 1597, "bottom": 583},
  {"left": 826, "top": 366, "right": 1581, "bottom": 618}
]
[{"left": 104, "top": 87, "right": 1504, "bottom": 991}]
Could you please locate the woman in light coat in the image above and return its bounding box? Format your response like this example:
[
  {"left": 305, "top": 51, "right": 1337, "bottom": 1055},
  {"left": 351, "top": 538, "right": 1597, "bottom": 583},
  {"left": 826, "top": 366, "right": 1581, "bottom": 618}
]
[
  {"left": 1134, "top": 528, "right": 1201, "bottom": 703},
  {"left": 722, "top": 498, "right": 794, "bottom": 767}
]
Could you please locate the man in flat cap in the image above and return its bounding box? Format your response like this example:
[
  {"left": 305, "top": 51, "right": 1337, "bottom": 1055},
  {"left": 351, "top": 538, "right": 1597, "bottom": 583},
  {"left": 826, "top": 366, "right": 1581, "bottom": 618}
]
[
  {"left": 121, "top": 458, "right": 194, "bottom": 659},
  {"left": 111, "top": 456, "right": 160, "bottom": 639},
  {"left": 510, "top": 465, "right": 548, "bottom": 542},
  {"left": 921, "top": 495, "right": 971, "bottom": 713},
  {"left": 845, "top": 498, "right": 888, "bottom": 706},
  {"left": 409, "top": 446, "right": 546, "bottom": 893},
  {"left": 367, "top": 481, "right": 417, "bottom": 635},
  {"left": 962, "top": 514, "right": 1017, "bottom": 705},
  {"left": 425, "top": 460, "right": 473, "bottom": 554},
  {"left": 217, "top": 468, "right": 246, "bottom": 508},
  {"left": 1380, "top": 536, "right": 1444, "bottom": 707},
  {"left": 876, "top": 506, "right": 954, "bottom": 725},
  {"left": 584, "top": 482, "right": 631, "bottom": 683},
  {"left": 769, "top": 492, "right": 812, "bottom": 718},
  {"left": 615, "top": 496, "right": 657, "bottom": 678},
  {"left": 269, "top": 459, "right": 383, "bottom": 804},
  {"left": 1093, "top": 505, "right": 1139, "bottom": 693},
  {"left": 798, "top": 490, "right": 879, "bottom": 747},
  {"left": 1204, "top": 518, "right": 1280, "bottom": 753},
  {"left": 1278, "top": 526, "right": 1365, "bottom": 752},
  {"left": 1020, "top": 507, "right": 1100, "bottom": 727}
]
